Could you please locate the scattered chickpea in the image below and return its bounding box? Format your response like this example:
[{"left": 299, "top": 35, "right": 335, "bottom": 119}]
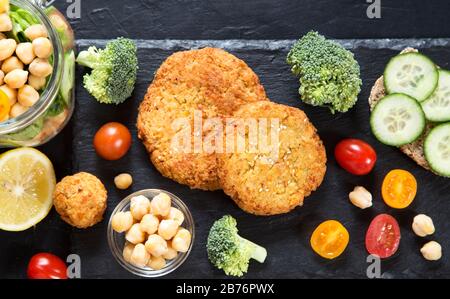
[
  {"left": 0, "top": 38, "right": 16, "bottom": 61},
  {"left": 15, "top": 42, "right": 35, "bottom": 65},
  {"left": 412, "top": 214, "right": 435, "bottom": 237},
  {"left": 163, "top": 241, "right": 178, "bottom": 260},
  {"left": 130, "top": 243, "right": 150, "bottom": 267},
  {"left": 0, "top": 13, "right": 12, "bottom": 32},
  {"left": 0, "top": 84, "right": 16, "bottom": 105},
  {"left": 24, "top": 24, "right": 48, "bottom": 41},
  {"left": 4, "top": 69, "right": 28, "bottom": 89},
  {"left": 111, "top": 211, "right": 134, "bottom": 233},
  {"left": 158, "top": 219, "right": 179, "bottom": 240},
  {"left": 145, "top": 234, "right": 168, "bottom": 257},
  {"left": 151, "top": 192, "right": 171, "bottom": 217},
  {"left": 10, "top": 102, "right": 27, "bottom": 118},
  {"left": 166, "top": 207, "right": 185, "bottom": 226},
  {"left": 125, "top": 223, "right": 146, "bottom": 244},
  {"left": 140, "top": 213, "right": 159, "bottom": 235},
  {"left": 420, "top": 241, "right": 442, "bottom": 261},
  {"left": 28, "top": 74, "right": 46, "bottom": 91},
  {"left": 122, "top": 242, "right": 135, "bottom": 263},
  {"left": 130, "top": 195, "right": 151, "bottom": 221},
  {"left": 29, "top": 58, "right": 53, "bottom": 77},
  {"left": 348, "top": 186, "right": 372, "bottom": 209},
  {"left": 18, "top": 85, "right": 39, "bottom": 107},
  {"left": 114, "top": 173, "right": 133, "bottom": 190},
  {"left": 2, "top": 56, "right": 23, "bottom": 73},
  {"left": 172, "top": 228, "right": 192, "bottom": 253},
  {"left": 147, "top": 256, "right": 166, "bottom": 270},
  {"left": 32, "top": 37, "right": 52, "bottom": 59}
]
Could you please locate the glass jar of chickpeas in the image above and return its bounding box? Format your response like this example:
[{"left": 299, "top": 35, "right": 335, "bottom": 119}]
[{"left": 0, "top": 0, "right": 75, "bottom": 147}]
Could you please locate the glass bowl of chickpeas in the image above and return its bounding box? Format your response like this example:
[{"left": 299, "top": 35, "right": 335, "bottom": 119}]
[{"left": 107, "top": 189, "right": 195, "bottom": 277}]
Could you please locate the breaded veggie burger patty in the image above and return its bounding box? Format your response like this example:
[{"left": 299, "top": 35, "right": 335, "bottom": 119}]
[
  {"left": 218, "top": 101, "right": 327, "bottom": 215},
  {"left": 137, "top": 48, "right": 267, "bottom": 190}
]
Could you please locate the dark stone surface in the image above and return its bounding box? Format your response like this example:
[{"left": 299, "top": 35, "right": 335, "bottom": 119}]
[
  {"left": 1, "top": 0, "right": 450, "bottom": 279},
  {"left": 55, "top": 0, "right": 450, "bottom": 40}
]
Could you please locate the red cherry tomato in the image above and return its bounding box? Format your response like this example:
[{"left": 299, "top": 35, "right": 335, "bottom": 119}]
[
  {"left": 27, "top": 253, "right": 68, "bottom": 279},
  {"left": 334, "top": 138, "right": 377, "bottom": 175},
  {"left": 93, "top": 122, "right": 132, "bottom": 160},
  {"left": 365, "top": 214, "right": 401, "bottom": 259}
]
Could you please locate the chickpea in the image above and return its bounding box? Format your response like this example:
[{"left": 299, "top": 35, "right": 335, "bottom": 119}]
[
  {"left": 172, "top": 228, "right": 192, "bottom": 253},
  {"left": 140, "top": 214, "right": 159, "bottom": 235},
  {"left": 130, "top": 243, "right": 150, "bottom": 267},
  {"left": 0, "top": 70, "right": 4, "bottom": 85},
  {"left": 122, "top": 242, "right": 135, "bottom": 263},
  {"left": 114, "top": 173, "right": 133, "bottom": 190},
  {"left": 166, "top": 207, "right": 185, "bottom": 226},
  {"left": 24, "top": 24, "right": 48, "bottom": 41},
  {"left": 29, "top": 58, "right": 53, "bottom": 77},
  {"left": 147, "top": 256, "right": 166, "bottom": 270},
  {"left": 163, "top": 241, "right": 178, "bottom": 260},
  {"left": 412, "top": 214, "right": 435, "bottom": 237},
  {"left": 151, "top": 193, "right": 171, "bottom": 217},
  {"left": 130, "top": 195, "right": 151, "bottom": 221},
  {"left": 32, "top": 37, "right": 53, "bottom": 59},
  {"left": 16, "top": 42, "right": 35, "bottom": 65},
  {"left": 18, "top": 85, "right": 39, "bottom": 107},
  {"left": 111, "top": 211, "right": 134, "bottom": 233},
  {"left": 125, "top": 223, "right": 146, "bottom": 244},
  {"left": 9, "top": 102, "right": 27, "bottom": 118},
  {"left": 4, "top": 69, "right": 28, "bottom": 89},
  {"left": 27, "top": 75, "right": 46, "bottom": 91},
  {"left": 0, "top": 84, "right": 17, "bottom": 105},
  {"left": 145, "top": 234, "right": 168, "bottom": 257},
  {"left": 348, "top": 186, "right": 372, "bottom": 209},
  {"left": 420, "top": 241, "right": 442, "bottom": 261},
  {"left": 2, "top": 56, "right": 24, "bottom": 74},
  {"left": 158, "top": 219, "right": 179, "bottom": 240},
  {"left": 0, "top": 13, "right": 12, "bottom": 32},
  {"left": 0, "top": 39, "right": 16, "bottom": 61}
]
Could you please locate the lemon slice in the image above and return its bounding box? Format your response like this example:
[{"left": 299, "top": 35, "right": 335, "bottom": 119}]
[{"left": 0, "top": 148, "right": 56, "bottom": 231}]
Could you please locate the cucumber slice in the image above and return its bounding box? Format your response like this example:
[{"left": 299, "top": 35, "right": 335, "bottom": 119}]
[
  {"left": 384, "top": 53, "right": 438, "bottom": 102},
  {"left": 370, "top": 93, "right": 426, "bottom": 146},
  {"left": 421, "top": 70, "right": 450, "bottom": 122},
  {"left": 424, "top": 123, "right": 450, "bottom": 177}
]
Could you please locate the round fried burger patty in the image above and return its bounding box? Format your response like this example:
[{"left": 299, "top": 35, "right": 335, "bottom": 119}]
[
  {"left": 218, "top": 101, "right": 327, "bottom": 215},
  {"left": 137, "top": 48, "right": 267, "bottom": 190}
]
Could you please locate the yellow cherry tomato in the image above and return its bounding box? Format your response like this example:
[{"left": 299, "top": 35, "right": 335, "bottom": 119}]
[
  {"left": 310, "top": 220, "right": 349, "bottom": 259},
  {"left": 0, "top": 89, "right": 11, "bottom": 121},
  {"left": 382, "top": 169, "right": 417, "bottom": 209}
]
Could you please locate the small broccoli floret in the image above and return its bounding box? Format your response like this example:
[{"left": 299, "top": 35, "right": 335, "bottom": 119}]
[
  {"left": 76, "top": 37, "right": 138, "bottom": 105},
  {"left": 287, "top": 31, "right": 362, "bottom": 113},
  {"left": 207, "top": 215, "right": 267, "bottom": 277}
]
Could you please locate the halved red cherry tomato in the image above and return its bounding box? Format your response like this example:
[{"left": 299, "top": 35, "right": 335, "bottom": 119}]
[
  {"left": 334, "top": 138, "right": 377, "bottom": 175},
  {"left": 310, "top": 220, "right": 349, "bottom": 259},
  {"left": 382, "top": 169, "right": 417, "bottom": 209},
  {"left": 27, "top": 253, "right": 68, "bottom": 279},
  {"left": 365, "top": 214, "right": 401, "bottom": 259},
  {"left": 93, "top": 122, "right": 132, "bottom": 160}
]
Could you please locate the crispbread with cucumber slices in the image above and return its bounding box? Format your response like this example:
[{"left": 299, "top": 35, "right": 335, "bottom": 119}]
[{"left": 369, "top": 47, "right": 433, "bottom": 171}]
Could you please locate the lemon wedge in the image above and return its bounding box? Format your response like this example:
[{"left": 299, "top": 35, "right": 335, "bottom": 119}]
[{"left": 0, "top": 148, "right": 56, "bottom": 231}]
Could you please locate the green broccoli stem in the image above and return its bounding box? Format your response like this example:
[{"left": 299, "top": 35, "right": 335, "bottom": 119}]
[
  {"left": 76, "top": 48, "right": 100, "bottom": 69},
  {"left": 238, "top": 236, "right": 267, "bottom": 263}
]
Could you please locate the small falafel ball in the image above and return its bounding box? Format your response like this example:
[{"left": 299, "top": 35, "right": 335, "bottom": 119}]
[{"left": 53, "top": 172, "right": 107, "bottom": 229}]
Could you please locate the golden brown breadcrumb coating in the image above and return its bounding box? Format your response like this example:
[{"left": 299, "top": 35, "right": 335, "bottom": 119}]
[
  {"left": 53, "top": 172, "right": 107, "bottom": 229},
  {"left": 218, "top": 101, "right": 327, "bottom": 215},
  {"left": 137, "top": 47, "right": 267, "bottom": 190}
]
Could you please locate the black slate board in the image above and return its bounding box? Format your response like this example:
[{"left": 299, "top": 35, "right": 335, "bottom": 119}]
[{"left": 1, "top": 40, "right": 450, "bottom": 279}]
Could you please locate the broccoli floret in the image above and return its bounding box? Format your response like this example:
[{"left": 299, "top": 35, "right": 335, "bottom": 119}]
[
  {"left": 287, "top": 31, "right": 362, "bottom": 113},
  {"left": 207, "top": 215, "right": 267, "bottom": 277},
  {"left": 76, "top": 37, "right": 138, "bottom": 104}
]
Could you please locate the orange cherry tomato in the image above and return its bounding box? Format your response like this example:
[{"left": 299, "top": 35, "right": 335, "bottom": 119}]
[
  {"left": 310, "top": 220, "right": 349, "bottom": 259},
  {"left": 93, "top": 122, "right": 132, "bottom": 160},
  {"left": 382, "top": 169, "right": 417, "bottom": 209},
  {"left": 0, "top": 90, "right": 11, "bottom": 121}
]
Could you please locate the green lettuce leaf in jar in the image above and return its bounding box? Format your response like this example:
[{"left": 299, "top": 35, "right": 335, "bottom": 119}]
[{"left": 0, "top": 0, "right": 75, "bottom": 147}]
